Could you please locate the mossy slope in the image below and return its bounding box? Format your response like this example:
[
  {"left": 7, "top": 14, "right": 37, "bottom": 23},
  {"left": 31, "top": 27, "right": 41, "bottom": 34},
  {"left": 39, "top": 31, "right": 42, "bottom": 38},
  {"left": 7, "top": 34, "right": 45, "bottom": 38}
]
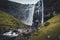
[
  {"left": 0, "top": 11, "right": 25, "bottom": 31},
  {"left": 29, "top": 14, "right": 60, "bottom": 40}
]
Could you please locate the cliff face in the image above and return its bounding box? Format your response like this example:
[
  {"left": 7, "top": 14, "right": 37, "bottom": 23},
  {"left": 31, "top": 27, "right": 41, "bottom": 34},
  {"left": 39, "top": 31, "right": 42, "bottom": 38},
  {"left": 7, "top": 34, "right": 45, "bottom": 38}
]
[
  {"left": 44, "top": 0, "right": 60, "bottom": 13},
  {"left": 44, "top": 0, "right": 60, "bottom": 22}
]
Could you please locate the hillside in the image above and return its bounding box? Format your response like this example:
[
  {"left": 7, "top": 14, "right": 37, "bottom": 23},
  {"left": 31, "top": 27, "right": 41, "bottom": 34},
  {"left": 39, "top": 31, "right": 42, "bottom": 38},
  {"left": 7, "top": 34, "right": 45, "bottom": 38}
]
[
  {"left": 0, "top": 11, "right": 25, "bottom": 31},
  {"left": 29, "top": 14, "right": 60, "bottom": 40}
]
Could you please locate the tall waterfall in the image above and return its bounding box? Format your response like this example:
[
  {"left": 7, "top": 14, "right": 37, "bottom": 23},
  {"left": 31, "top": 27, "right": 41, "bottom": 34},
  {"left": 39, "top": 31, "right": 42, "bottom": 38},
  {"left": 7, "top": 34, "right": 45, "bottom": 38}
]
[
  {"left": 22, "top": 5, "right": 35, "bottom": 26},
  {"left": 7, "top": 0, "right": 43, "bottom": 26},
  {"left": 7, "top": 0, "right": 35, "bottom": 26},
  {"left": 41, "top": 0, "right": 44, "bottom": 24}
]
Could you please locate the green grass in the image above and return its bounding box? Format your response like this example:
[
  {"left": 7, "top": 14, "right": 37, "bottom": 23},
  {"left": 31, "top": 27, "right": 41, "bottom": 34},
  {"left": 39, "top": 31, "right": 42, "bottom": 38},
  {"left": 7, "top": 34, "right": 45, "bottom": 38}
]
[
  {"left": 0, "top": 11, "right": 26, "bottom": 31},
  {"left": 29, "top": 14, "right": 60, "bottom": 40}
]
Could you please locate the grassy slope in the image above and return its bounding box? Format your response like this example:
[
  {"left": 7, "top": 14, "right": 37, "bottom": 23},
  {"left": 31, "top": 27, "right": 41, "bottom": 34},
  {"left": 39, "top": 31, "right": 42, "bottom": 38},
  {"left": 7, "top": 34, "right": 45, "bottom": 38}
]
[
  {"left": 29, "top": 14, "right": 60, "bottom": 40},
  {"left": 0, "top": 11, "right": 25, "bottom": 31}
]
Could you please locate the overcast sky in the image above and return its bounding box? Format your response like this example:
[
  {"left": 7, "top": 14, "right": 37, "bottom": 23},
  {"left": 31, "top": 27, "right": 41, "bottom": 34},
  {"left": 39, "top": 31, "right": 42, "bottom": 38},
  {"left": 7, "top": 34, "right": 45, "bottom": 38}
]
[{"left": 9, "top": 0, "right": 39, "bottom": 4}]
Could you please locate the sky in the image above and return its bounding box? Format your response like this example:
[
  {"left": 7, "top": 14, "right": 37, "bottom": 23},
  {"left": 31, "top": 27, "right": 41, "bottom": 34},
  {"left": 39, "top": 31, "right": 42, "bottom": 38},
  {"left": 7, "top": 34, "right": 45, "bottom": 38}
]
[{"left": 9, "top": 0, "right": 39, "bottom": 4}]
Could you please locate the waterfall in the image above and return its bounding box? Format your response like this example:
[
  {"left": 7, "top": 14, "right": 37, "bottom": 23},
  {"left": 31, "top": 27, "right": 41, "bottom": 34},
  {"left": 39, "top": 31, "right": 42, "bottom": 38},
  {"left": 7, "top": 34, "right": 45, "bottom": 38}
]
[
  {"left": 22, "top": 5, "right": 35, "bottom": 26},
  {"left": 3, "top": 31, "right": 18, "bottom": 37},
  {"left": 41, "top": 0, "right": 44, "bottom": 24},
  {"left": 8, "top": 0, "right": 35, "bottom": 26},
  {"left": 7, "top": 0, "right": 43, "bottom": 26}
]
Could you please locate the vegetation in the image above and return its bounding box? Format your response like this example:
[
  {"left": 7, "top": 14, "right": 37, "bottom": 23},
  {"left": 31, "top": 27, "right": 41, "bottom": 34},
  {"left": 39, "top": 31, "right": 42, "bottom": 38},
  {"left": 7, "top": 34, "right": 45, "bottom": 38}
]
[
  {"left": 29, "top": 14, "right": 60, "bottom": 40},
  {"left": 0, "top": 11, "right": 25, "bottom": 31}
]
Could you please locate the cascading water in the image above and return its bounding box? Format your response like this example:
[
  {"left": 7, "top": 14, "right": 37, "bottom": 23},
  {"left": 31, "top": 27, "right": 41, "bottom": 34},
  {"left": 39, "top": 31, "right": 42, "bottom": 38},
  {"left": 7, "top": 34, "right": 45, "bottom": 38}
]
[
  {"left": 21, "top": 5, "right": 35, "bottom": 26},
  {"left": 0, "top": 0, "right": 44, "bottom": 26},
  {"left": 6, "top": 0, "right": 43, "bottom": 26},
  {"left": 41, "top": 0, "right": 44, "bottom": 24},
  {"left": 7, "top": 0, "right": 36, "bottom": 26}
]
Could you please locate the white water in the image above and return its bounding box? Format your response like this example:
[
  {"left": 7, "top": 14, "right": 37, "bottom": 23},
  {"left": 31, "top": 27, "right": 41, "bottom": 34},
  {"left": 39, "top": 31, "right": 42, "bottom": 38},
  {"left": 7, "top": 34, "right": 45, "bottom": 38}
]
[
  {"left": 3, "top": 31, "right": 18, "bottom": 37},
  {"left": 22, "top": 5, "right": 35, "bottom": 26},
  {"left": 41, "top": 0, "right": 44, "bottom": 24},
  {"left": 8, "top": 0, "right": 44, "bottom": 25},
  {"left": 9, "top": 0, "right": 39, "bottom": 4},
  {"left": 8, "top": 0, "right": 36, "bottom": 26}
]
